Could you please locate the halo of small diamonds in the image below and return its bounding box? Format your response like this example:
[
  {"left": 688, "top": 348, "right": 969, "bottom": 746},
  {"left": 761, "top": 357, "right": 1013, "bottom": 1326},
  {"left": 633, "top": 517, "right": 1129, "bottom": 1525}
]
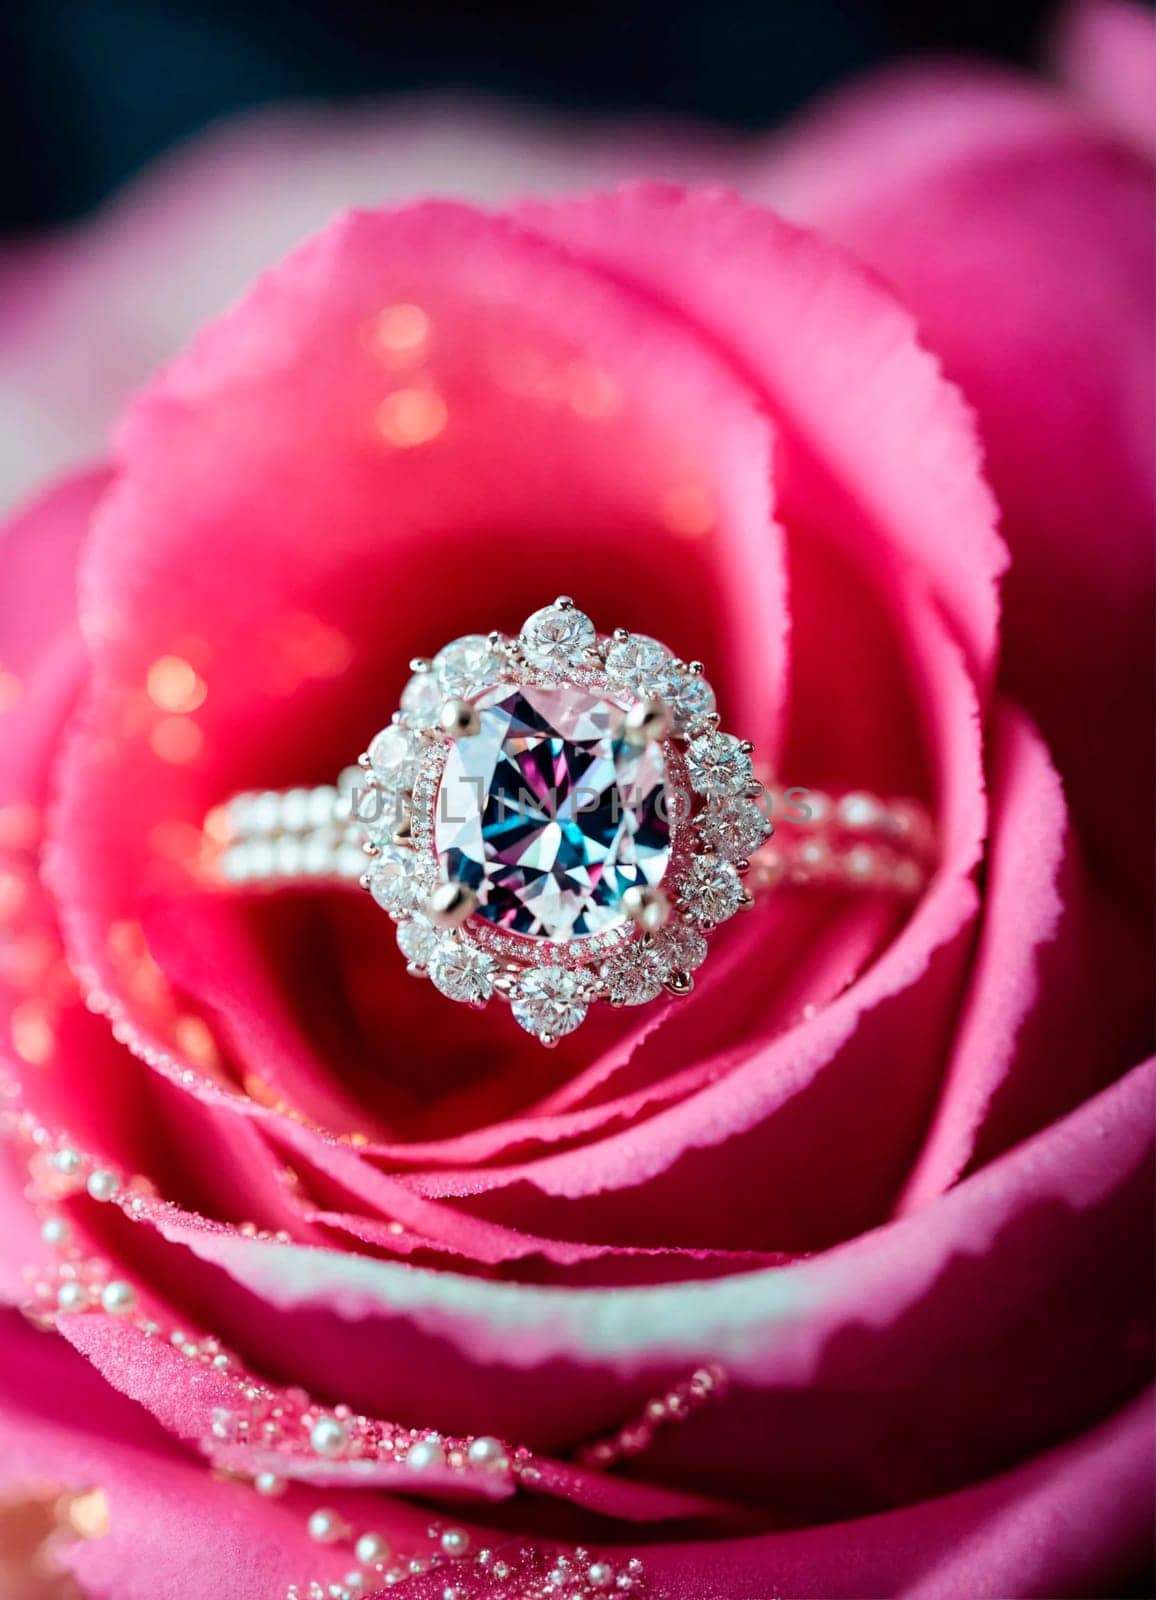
[
  {"left": 511, "top": 966, "right": 597, "bottom": 1044},
  {"left": 427, "top": 938, "right": 499, "bottom": 1006},
  {"left": 354, "top": 600, "right": 763, "bottom": 1044},
  {"left": 697, "top": 795, "right": 773, "bottom": 860}
]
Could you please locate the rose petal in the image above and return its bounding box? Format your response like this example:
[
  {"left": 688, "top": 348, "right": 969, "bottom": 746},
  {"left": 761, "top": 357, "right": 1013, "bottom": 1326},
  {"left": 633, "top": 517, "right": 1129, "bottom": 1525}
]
[
  {"left": 109, "top": 1061, "right": 1153, "bottom": 1516},
  {"left": 902, "top": 701, "right": 1152, "bottom": 1208},
  {"left": 637, "top": 1386, "right": 1155, "bottom": 1600},
  {"left": 1052, "top": 0, "right": 1156, "bottom": 157},
  {"left": 58, "top": 1311, "right": 745, "bottom": 1528},
  {"left": 0, "top": 1310, "right": 327, "bottom": 1600},
  {"left": 0, "top": 101, "right": 740, "bottom": 514},
  {"left": 520, "top": 185, "right": 1006, "bottom": 691},
  {"left": 758, "top": 62, "right": 1155, "bottom": 899}
]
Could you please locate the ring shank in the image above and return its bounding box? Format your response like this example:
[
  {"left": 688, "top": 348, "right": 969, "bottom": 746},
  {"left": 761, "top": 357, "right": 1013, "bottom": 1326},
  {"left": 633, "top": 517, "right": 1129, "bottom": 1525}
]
[{"left": 204, "top": 778, "right": 934, "bottom": 898}]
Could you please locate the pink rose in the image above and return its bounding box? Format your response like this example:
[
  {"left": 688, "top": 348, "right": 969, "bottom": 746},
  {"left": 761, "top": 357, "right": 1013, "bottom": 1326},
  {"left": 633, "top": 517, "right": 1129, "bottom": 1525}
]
[{"left": 0, "top": 6, "right": 1152, "bottom": 1597}]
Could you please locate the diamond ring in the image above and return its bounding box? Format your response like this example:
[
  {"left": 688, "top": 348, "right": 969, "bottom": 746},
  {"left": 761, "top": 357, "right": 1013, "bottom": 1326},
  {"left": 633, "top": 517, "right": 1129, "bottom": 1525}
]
[{"left": 205, "top": 599, "right": 934, "bottom": 1045}]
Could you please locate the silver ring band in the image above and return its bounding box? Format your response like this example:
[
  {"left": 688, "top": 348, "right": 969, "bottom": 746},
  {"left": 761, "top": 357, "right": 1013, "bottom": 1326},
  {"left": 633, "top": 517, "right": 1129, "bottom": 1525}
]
[{"left": 205, "top": 777, "right": 933, "bottom": 897}]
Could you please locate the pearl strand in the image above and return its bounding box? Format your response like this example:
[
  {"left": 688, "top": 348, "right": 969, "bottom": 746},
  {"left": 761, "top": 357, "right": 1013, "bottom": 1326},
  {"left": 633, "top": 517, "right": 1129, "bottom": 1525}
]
[
  {"left": 8, "top": 1104, "right": 724, "bottom": 1495},
  {"left": 6, "top": 1110, "right": 520, "bottom": 1483},
  {"left": 750, "top": 787, "right": 935, "bottom": 897},
  {"left": 4, "top": 1111, "right": 660, "bottom": 1600},
  {"left": 205, "top": 778, "right": 934, "bottom": 899},
  {"left": 764, "top": 786, "right": 935, "bottom": 855},
  {"left": 750, "top": 834, "right": 927, "bottom": 896},
  {"left": 578, "top": 1364, "right": 727, "bottom": 1467},
  {"left": 204, "top": 773, "right": 369, "bottom": 887},
  {"left": 284, "top": 1539, "right": 646, "bottom": 1600}
]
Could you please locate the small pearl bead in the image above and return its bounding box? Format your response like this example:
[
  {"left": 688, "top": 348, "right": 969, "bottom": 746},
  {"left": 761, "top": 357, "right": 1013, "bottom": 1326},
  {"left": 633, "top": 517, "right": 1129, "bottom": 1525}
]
[
  {"left": 41, "top": 1217, "right": 70, "bottom": 1247},
  {"left": 440, "top": 1527, "right": 469, "bottom": 1558},
  {"left": 52, "top": 1148, "right": 82, "bottom": 1176},
  {"left": 86, "top": 1169, "right": 121, "bottom": 1202},
  {"left": 406, "top": 1439, "right": 446, "bottom": 1472},
  {"left": 844, "top": 845, "right": 876, "bottom": 881},
  {"left": 466, "top": 1435, "right": 508, "bottom": 1470},
  {"left": 309, "top": 1416, "right": 349, "bottom": 1458},
  {"left": 56, "top": 1281, "right": 88, "bottom": 1312},
  {"left": 354, "top": 1531, "right": 390, "bottom": 1566},
  {"left": 100, "top": 1280, "right": 137, "bottom": 1316},
  {"left": 838, "top": 791, "right": 880, "bottom": 830},
  {"left": 307, "top": 1508, "right": 343, "bottom": 1543},
  {"left": 588, "top": 1561, "right": 614, "bottom": 1589},
  {"left": 253, "top": 1472, "right": 285, "bottom": 1498}
]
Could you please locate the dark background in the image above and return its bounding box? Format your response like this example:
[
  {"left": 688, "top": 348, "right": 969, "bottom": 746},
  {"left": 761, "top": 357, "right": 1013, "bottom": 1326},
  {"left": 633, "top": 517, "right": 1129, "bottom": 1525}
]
[{"left": 2, "top": 0, "right": 1058, "bottom": 237}]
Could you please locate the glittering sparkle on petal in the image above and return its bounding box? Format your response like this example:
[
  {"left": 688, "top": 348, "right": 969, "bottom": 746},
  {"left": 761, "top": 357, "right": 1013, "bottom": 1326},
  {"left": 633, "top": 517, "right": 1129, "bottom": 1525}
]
[
  {"left": 434, "top": 684, "right": 670, "bottom": 940},
  {"left": 146, "top": 654, "right": 207, "bottom": 713},
  {"left": 377, "top": 386, "right": 448, "bottom": 447},
  {"left": 511, "top": 966, "right": 595, "bottom": 1039}
]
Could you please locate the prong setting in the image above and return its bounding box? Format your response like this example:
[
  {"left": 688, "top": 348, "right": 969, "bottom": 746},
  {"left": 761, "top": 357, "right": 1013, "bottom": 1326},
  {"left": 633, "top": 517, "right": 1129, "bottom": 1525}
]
[
  {"left": 622, "top": 885, "right": 671, "bottom": 932},
  {"left": 426, "top": 881, "right": 479, "bottom": 928},
  {"left": 622, "top": 696, "right": 672, "bottom": 747},
  {"left": 438, "top": 697, "right": 481, "bottom": 738}
]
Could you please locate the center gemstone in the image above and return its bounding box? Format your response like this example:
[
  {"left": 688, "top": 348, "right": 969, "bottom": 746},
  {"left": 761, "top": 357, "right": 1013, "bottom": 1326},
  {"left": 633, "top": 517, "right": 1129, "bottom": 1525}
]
[{"left": 434, "top": 683, "right": 670, "bottom": 940}]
